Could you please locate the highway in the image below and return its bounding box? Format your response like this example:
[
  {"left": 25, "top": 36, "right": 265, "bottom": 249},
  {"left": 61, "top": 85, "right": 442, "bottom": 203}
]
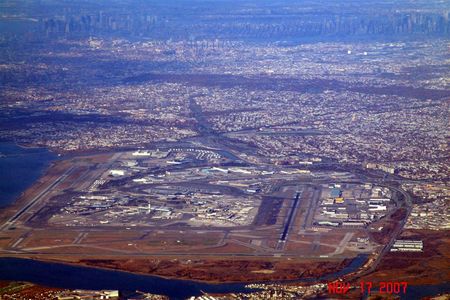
[
  {"left": 346, "top": 183, "right": 413, "bottom": 280},
  {"left": 0, "top": 145, "right": 415, "bottom": 288},
  {"left": 367, "top": 184, "right": 412, "bottom": 272}
]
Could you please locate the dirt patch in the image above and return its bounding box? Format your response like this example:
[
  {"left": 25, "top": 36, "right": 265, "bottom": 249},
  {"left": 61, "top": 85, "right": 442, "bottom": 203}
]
[
  {"left": 253, "top": 196, "right": 284, "bottom": 226},
  {"left": 361, "top": 229, "right": 450, "bottom": 285}
]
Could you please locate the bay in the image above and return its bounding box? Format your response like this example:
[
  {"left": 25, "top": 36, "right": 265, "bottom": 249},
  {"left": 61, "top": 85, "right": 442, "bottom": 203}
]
[{"left": 0, "top": 142, "right": 57, "bottom": 207}]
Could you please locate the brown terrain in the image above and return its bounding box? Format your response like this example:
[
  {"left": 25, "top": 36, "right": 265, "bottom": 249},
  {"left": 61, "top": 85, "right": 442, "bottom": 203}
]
[
  {"left": 76, "top": 257, "right": 351, "bottom": 283},
  {"left": 0, "top": 149, "right": 446, "bottom": 299},
  {"left": 315, "top": 229, "right": 449, "bottom": 299},
  {"left": 358, "top": 229, "right": 450, "bottom": 286}
]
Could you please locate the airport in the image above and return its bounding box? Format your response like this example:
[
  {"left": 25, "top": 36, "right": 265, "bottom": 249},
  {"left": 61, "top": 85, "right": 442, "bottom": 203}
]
[{"left": 0, "top": 146, "right": 407, "bottom": 265}]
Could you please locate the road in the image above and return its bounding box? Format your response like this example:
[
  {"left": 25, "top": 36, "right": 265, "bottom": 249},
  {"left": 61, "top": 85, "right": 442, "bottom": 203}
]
[
  {"left": 347, "top": 183, "right": 413, "bottom": 280},
  {"left": 0, "top": 139, "right": 415, "bottom": 287},
  {"left": 368, "top": 185, "right": 412, "bottom": 271}
]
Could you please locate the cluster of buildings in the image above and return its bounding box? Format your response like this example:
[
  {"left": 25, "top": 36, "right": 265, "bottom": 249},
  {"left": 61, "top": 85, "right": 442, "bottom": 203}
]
[
  {"left": 186, "top": 197, "right": 256, "bottom": 227},
  {"left": 402, "top": 182, "right": 450, "bottom": 202},
  {"left": 405, "top": 198, "right": 450, "bottom": 230},
  {"left": 51, "top": 149, "right": 259, "bottom": 227},
  {"left": 1, "top": 120, "right": 195, "bottom": 152},
  {"left": 396, "top": 160, "right": 449, "bottom": 180},
  {"left": 401, "top": 182, "right": 449, "bottom": 231},
  {"left": 53, "top": 290, "right": 169, "bottom": 300},
  {"left": 1, "top": 80, "right": 198, "bottom": 152},
  {"left": 390, "top": 239, "right": 423, "bottom": 252},
  {"left": 185, "top": 283, "right": 328, "bottom": 299},
  {"left": 314, "top": 184, "right": 392, "bottom": 228},
  {"left": 0, "top": 35, "right": 446, "bottom": 262},
  {"left": 232, "top": 93, "right": 447, "bottom": 175},
  {"left": 0, "top": 286, "right": 123, "bottom": 300},
  {"left": 365, "top": 163, "right": 395, "bottom": 174},
  {"left": 55, "top": 290, "right": 119, "bottom": 300},
  {"left": 1, "top": 38, "right": 447, "bottom": 182}
]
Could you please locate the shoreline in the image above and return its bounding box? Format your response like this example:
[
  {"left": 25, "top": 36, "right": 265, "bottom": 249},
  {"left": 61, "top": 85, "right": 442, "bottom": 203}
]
[
  {"left": 0, "top": 144, "right": 446, "bottom": 293},
  {"left": 0, "top": 255, "right": 356, "bottom": 286},
  {"left": 0, "top": 256, "right": 448, "bottom": 299},
  {"left": 1, "top": 254, "right": 448, "bottom": 298},
  {"left": 0, "top": 142, "right": 58, "bottom": 210}
]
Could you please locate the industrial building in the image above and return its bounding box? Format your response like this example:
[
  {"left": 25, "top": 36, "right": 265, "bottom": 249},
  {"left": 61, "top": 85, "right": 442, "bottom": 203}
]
[{"left": 390, "top": 240, "right": 423, "bottom": 252}]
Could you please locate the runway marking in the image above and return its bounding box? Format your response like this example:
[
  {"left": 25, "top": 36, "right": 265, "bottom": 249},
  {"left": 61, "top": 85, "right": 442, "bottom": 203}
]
[
  {"left": 276, "top": 191, "right": 302, "bottom": 250},
  {"left": 0, "top": 166, "right": 75, "bottom": 231},
  {"left": 11, "top": 237, "right": 24, "bottom": 248},
  {"left": 73, "top": 232, "right": 88, "bottom": 244},
  {"left": 330, "top": 232, "right": 354, "bottom": 256}
]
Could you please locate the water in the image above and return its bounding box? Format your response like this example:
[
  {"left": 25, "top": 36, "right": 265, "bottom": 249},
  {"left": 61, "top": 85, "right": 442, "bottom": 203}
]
[
  {"left": 0, "top": 142, "right": 57, "bottom": 207},
  {"left": 321, "top": 254, "right": 369, "bottom": 280},
  {"left": 0, "top": 144, "right": 445, "bottom": 299},
  {"left": 0, "top": 255, "right": 372, "bottom": 299},
  {"left": 0, "top": 256, "right": 446, "bottom": 299},
  {"left": 0, "top": 258, "right": 252, "bottom": 300},
  {"left": 359, "top": 282, "right": 450, "bottom": 300},
  {"left": 402, "top": 284, "right": 450, "bottom": 300}
]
